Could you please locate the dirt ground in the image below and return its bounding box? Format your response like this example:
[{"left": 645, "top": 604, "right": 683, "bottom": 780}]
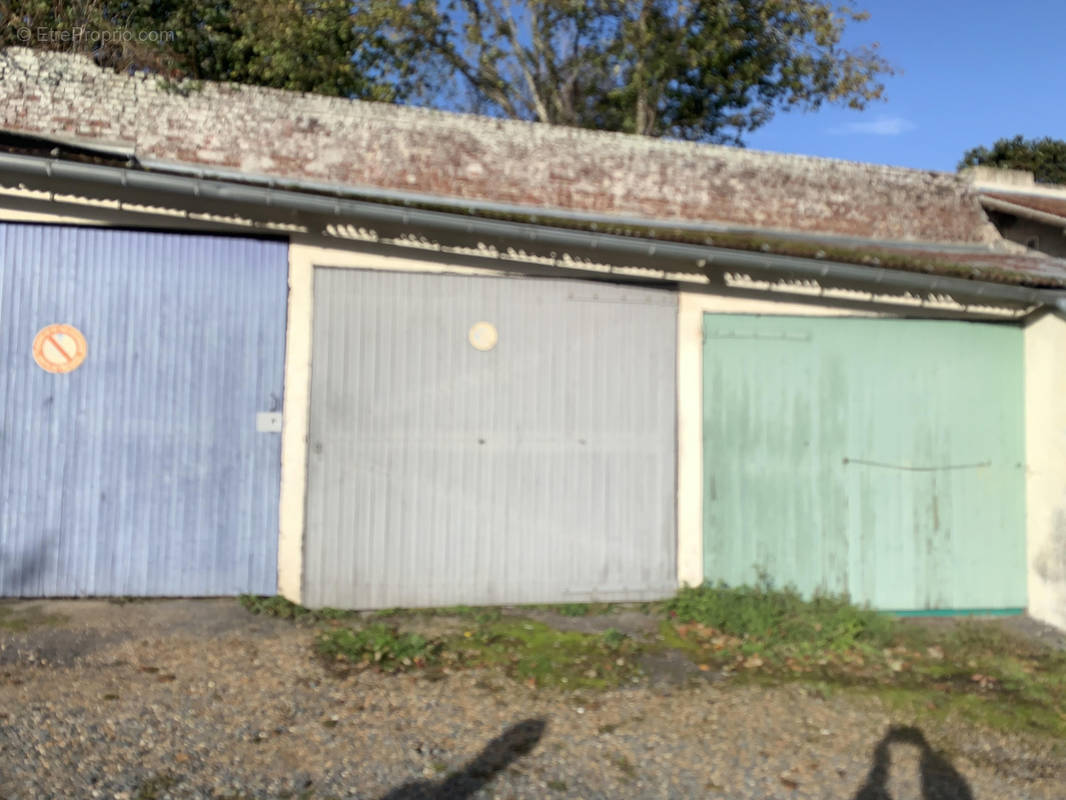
[{"left": 0, "top": 599, "right": 1063, "bottom": 799}]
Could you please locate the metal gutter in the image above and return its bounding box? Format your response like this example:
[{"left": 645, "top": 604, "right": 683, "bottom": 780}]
[
  {"left": 2, "top": 150, "right": 1065, "bottom": 312},
  {"left": 135, "top": 154, "right": 1009, "bottom": 256},
  {"left": 0, "top": 127, "right": 137, "bottom": 160}
]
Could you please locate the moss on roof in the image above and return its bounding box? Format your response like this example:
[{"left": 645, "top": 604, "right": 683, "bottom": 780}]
[{"left": 390, "top": 201, "right": 1066, "bottom": 290}]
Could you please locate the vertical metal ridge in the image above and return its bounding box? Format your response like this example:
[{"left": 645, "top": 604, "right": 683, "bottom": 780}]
[
  {"left": 702, "top": 314, "right": 1025, "bottom": 610},
  {"left": 304, "top": 270, "right": 678, "bottom": 609}
]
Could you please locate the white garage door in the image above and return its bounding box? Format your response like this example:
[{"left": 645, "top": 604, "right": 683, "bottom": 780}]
[{"left": 303, "top": 269, "right": 678, "bottom": 609}]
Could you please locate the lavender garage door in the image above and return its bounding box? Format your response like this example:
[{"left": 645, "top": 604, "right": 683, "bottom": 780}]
[{"left": 0, "top": 223, "right": 287, "bottom": 596}]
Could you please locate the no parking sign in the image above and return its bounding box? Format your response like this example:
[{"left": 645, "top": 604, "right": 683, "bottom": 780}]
[{"left": 33, "top": 324, "right": 87, "bottom": 374}]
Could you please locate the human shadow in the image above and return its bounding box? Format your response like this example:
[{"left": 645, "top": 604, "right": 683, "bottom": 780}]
[
  {"left": 377, "top": 718, "right": 547, "bottom": 800},
  {"left": 853, "top": 725, "right": 974, "bottom": 800}
]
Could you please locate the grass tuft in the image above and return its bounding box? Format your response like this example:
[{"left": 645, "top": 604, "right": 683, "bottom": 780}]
[
  {"left": 239, "top": 595, "right": 354, "bottom": 624},
  {"left": 134, "top": 772, "right": 177, "bottom": 800},
  {"left": 522, "top": 602, "right": 617, "bottom": 617},
  {"left": 660, "top": 581, "right": 1066, "bottom": 741},
  {"left": 663, "top": 580, "right": 896, "bottom": 652},
  {"left": 239, "top": 587, "right": 1066, "bottom": 743},
  {"left": 315, "top": 623, "right": 441, "bottom": 672},
  {"left": 0, "top": 604, "right": 67, "bottom": 632},
  {"left": 447, "top": 619, "right": 643, "bottom": 689}
]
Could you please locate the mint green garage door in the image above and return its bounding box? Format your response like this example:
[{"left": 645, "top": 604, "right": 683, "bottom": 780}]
[{"left": 702, "top": 315, "right": 1026, "bottom": 612}]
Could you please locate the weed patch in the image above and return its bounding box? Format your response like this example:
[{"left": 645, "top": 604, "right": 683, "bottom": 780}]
[
  {"left": 664, "top": 581, "right": 895, "bottom": 652},
  {"left": 239, "top": 595, "right": 354, "bottom": 624},
  {"left": 524, "top": 602, "right": 617, "bottom": 617},
  {"left": 607, "top": 752, "right": 638, "bottom": 780},
  {"left": 440, "top": 619, "right": 643, "bottom": 689},
  {"left": 313, "top": 616, "right": 644, "bottom": 688},
  {"left": 316, "top": 623, "right": 441, "bottom": 672},
  {"left": 135, "top": 772, "right": 177, "bottom": 800},
  {"left": 0, "top": 604, "right": 66, "bottom": 632},
  {"left": 374, "top": 605, "right": 503, "bottom": 624},
  {"left": 661, "top": 583, "right": 1066, "bottom": 740},
  {"left": 250, "top": 588, "right": 1066, "bottom": 741}
]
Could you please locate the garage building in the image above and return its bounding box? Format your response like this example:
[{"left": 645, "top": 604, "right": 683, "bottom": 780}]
[{"left": 0, "top": 48, "right": 1064, "bottom": 630}]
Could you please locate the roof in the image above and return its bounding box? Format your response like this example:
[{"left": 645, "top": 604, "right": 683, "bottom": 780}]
[
  {"left": 1, "top": 47, "right": 1066, "bottom": 291},
  {"left": 966, "top": 166, "right": 1066, "bottom": 229},
  {"left": 983, "top": 191, "right": 1066, "bottom": 222}
]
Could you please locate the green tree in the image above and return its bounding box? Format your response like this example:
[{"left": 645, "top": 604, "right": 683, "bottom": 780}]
[
  {"left": 0, "top": 0, "right": 422, "bottom": 101},
  {"left": 3, "top": 1, "right": 894, "bottom": 144},
  {"left": 388, "top": 0, "right": 894, "bottom": 143},
  {"left": 959, "top": 136, "right": 1066, "bottom": 186}
]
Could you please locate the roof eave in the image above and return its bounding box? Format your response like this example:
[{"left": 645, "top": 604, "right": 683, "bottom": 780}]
[
  {"left": 0, "top": 150, "right": 1063, "bottom": 315},
  {"left": 980, "top": 194, "right": 1066, "bottom": 231}
]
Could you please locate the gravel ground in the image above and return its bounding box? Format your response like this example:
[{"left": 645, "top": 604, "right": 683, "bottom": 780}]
[{"left": 0, "top": 600, "right": 1063, "bottom": 800}]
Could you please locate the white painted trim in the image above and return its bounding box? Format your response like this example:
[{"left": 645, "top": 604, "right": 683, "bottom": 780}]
[
  {"left": 675, "top": 293, "right": 881, "bottom": 589},
  {"left": 0, "top": 206, "right": 107, "bottom": 225}
]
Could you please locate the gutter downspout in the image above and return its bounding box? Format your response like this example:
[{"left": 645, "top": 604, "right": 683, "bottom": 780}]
[{"left": 1, "top": 151, "right": 1064, "bottom": 312}]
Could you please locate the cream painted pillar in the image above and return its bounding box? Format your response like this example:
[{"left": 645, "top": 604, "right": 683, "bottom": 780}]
[
  {"left": 277, "top": 246, "right": 314, "bottom": 602},
  {"left": 1024, "top": 313, "right": 1066, "bottom": 631},
  {"left": 676, "top": 295, "right": 706, "bottom": 587}
]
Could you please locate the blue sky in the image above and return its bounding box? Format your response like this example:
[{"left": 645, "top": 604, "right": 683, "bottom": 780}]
[{"left": 743, "top": 0, "right": 1062, "bottom": 172}]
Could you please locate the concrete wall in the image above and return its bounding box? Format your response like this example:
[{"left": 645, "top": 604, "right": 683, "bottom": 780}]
[
  {"left": 1024, "top": 313, "right": 1066, "bottom": 630},
  {"left": 993, "top": 216, "right": 1066, "bottom": 259}
]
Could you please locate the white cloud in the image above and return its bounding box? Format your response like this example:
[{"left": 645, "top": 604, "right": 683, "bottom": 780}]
[{"left": 828, "top": 116, "right": 916, "bottom": 136}]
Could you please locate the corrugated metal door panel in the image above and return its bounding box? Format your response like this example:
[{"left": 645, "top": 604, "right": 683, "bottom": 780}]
[
  {"left": 304, "top": 269, "right": 677, "bottom": 609},
  {"left": 702, "top": 314, "right": 1026, "bottom": 611},
  {"left": 0, "top": 223, "right": 287, "bottom": 596}
]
